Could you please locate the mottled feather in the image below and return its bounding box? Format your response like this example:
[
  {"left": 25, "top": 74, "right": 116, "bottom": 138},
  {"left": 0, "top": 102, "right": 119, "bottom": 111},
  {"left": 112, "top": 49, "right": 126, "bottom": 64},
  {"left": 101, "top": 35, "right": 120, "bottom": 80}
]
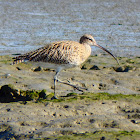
[{"left": 13, "top": 40, "right": 91, "bottom": 66}]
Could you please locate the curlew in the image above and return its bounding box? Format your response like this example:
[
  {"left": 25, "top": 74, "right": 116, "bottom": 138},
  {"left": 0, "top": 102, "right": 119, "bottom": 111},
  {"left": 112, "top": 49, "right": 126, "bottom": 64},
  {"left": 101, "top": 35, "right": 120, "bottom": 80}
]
[{"left": 13, "top": 34, "right": 119, "bottom": 99}]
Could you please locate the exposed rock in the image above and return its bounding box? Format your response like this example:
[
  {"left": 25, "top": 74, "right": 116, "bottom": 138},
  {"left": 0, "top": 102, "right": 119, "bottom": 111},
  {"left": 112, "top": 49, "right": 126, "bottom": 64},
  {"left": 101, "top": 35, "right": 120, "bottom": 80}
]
[
  {"left": 113, "top": 66, "right": 135, "bottom": 72},
  {"left": 90, "top": 65, "right": 100, "bottom": 70},
  {"left": 0, "top": 84, "right": 19, "bottom": 103},
  {"left": 33, "top": 66, "right": 42, "bottom": 72}
]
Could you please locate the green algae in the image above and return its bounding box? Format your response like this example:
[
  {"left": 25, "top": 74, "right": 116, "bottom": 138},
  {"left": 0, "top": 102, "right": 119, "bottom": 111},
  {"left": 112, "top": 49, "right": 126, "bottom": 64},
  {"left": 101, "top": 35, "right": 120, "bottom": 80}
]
[
  {"left": 118, "top": 57, "right": 140, "bottom": 66},
  {"left": 20, "top": 90, "right": 40, "bottom": 100},
  {"left": 0, "top": 84, "right": 139, "bottom": 103},
  {"left": 41, "top": 130, "right": 140, "bottom": 140},
  {"left": 20, "top": 89, "right": 47, "bottom": 100},
  {"left": 65, "top": 92, "right": 78, "bottom": 97},
  {"left": 73, "top": 92, "right": 140, "bottom": 102},
  {"left": 36, "top": 92, "right": 140, "bottom": 104},
  {"left": 0, "top": 55, "right": 13, "bottom": 64},
  {"left": 4, "top": 130, "right": 140, "bottom": 140},
  {"left": 88, "top": 92, "right": 140, "bottom": 101}
]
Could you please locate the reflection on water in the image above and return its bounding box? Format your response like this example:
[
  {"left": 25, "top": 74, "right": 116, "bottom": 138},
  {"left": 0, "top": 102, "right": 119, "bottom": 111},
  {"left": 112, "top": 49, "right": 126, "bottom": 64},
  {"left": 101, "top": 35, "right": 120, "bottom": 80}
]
[{"left": 0, "top": 0, "right": 140, "bottom": 57}]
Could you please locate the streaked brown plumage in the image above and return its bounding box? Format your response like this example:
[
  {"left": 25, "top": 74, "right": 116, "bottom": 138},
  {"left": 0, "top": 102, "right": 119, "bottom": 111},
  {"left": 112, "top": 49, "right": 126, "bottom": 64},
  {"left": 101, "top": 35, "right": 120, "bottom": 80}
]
[
  {"left": 13, "top": 34, "right": 119, "bottom": 99},
  {"left": 13, "top": 41, "right": 91, "bottom": 65}
]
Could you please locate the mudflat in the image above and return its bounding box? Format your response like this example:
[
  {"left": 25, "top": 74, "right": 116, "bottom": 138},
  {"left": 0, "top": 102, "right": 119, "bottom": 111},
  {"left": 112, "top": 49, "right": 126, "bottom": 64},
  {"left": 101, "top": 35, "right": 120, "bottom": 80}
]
[{"left": 0, "top": 55, "right": 140, "bottom": 139}]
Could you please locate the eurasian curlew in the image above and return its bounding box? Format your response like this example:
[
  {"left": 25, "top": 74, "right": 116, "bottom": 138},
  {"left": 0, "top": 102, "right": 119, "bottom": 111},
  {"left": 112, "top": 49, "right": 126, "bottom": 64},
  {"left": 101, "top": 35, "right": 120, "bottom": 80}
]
[{"left": 13, "top": 34, "right": 119, "bottom": 99}]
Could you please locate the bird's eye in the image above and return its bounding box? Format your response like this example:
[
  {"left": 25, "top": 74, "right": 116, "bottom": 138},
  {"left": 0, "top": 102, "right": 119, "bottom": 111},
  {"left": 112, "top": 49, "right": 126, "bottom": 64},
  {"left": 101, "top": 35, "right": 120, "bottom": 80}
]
[
  {"left": 85, "top": 37, "right": 93, "bottom": 41},
  {"left": 88, "top": 38, "right": 93, "bottom": 41}
]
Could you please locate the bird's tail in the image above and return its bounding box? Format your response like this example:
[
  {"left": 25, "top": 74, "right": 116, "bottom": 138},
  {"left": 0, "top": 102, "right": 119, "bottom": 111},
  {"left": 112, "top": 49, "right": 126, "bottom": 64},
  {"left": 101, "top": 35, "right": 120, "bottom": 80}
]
[{"left": 12, "top": 55, "right": 29, "bottom": 65}]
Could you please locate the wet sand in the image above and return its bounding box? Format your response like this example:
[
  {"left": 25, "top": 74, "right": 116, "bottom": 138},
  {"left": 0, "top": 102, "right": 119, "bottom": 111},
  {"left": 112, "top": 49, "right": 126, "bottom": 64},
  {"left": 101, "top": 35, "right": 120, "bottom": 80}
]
[{"left": 0, "top": 55, "right": 140, "bottom": 139}]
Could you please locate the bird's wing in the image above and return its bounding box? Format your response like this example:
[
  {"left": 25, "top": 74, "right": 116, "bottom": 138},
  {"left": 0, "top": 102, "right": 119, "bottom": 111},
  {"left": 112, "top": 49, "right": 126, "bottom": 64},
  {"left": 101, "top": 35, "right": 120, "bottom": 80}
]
[{"left": 13, "top": 41, "right": 83, "bottom": 65}]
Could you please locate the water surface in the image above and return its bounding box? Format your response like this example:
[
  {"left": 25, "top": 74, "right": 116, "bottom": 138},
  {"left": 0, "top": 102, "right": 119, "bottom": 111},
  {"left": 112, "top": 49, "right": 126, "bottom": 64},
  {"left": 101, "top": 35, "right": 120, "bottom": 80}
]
[{"left": 0, "top": 0, "right": 140, "bottom": 57}]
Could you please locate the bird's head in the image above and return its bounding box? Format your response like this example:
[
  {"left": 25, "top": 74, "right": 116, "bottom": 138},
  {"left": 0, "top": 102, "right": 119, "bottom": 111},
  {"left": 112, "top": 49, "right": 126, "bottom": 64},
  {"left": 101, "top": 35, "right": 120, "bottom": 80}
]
[
  {"left": 80, "top": 34, "right": 97, "bottom": 46},
  {"left": 80, "top": 34, "right": 120, "bottom": 65}
]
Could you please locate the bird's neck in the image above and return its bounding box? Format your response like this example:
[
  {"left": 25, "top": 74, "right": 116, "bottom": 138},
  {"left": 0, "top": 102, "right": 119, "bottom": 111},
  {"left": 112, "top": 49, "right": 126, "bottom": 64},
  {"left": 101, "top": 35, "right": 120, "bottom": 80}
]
[
  {"left": 82, "top": 43, "right": 91, "bottom": 62},
  {"left": 84, "top": 43, "right": 91, "bottom": 56}
]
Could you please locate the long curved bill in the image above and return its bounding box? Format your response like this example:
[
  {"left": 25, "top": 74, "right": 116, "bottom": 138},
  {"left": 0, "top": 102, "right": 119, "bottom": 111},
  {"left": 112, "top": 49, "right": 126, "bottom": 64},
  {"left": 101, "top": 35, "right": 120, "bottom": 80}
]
[{"left": 95, "top": 44, "right": 120, "bottom": 65}]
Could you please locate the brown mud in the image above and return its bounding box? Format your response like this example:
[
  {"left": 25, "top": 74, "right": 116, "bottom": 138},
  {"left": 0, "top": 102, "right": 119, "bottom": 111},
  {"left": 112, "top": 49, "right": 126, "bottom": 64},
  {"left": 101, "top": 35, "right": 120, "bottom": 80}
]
[{"left": 0, "top": 55, "right": 140, "bottom": 139}]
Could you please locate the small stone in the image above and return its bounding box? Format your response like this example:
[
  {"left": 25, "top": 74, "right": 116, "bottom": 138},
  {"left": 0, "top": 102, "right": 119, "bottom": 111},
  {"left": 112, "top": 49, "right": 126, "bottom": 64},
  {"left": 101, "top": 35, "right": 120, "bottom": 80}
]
[
  {"left": 112, "top": 100, "right": 117, "bottom": 103},
  {"left": 102, "top": 102, "right": 106, "bottom": 104},
  {"left": 100, "top": 136, "right": 105, "bottom": 140},
  {"left": 89, "top": 119, "right": 95, "bottom": 123},
  {"left": 39, "top": 90, "right": 47, "bottom": 99},
  {"left": 90, "top": 65, "right": 100, "bottom": 70},
  {"left": 34, "top": 66, "right": 42, "bottom": 71},
  {"left": 6, "top": 108, "right": 11, "bottom": 112},
  {"left": 113, "top": 67, "right": 124, "bottom": 72},
  {"left": 113, "top": 66, "right": 133, "bottom": 72},
  {"left": 16, "top": 67, "right": 21, "bottom": 70},
  {"left": 131, "top": 120, "right": 136, "bottom": 124},
  {"left": 63, "top": 105, "right": 69, "bottom": 108},
  {"left": 0, "top": 84, "right": 19, "bottom": 103},
  {"left": 53, "top": 112, "right": 56, "bottom": 116}
]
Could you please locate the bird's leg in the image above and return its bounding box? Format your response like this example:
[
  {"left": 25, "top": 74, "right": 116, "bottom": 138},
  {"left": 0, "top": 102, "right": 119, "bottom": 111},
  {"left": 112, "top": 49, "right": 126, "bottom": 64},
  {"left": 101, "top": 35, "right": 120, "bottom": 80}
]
[
  {"left": 53, "top": 71, "right": 60, "bottom": 99},
  {"left": 53, "top": 69, "right": 88, "bottom": 99}
]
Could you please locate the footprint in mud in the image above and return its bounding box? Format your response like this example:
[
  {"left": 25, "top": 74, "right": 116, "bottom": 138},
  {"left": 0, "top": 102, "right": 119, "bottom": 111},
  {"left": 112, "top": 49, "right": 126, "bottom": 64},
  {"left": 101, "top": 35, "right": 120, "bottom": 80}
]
[
  {"left": 110, "top": 78, "right": 120, "bottom": 85},
  {"left": 118, "top": 106, "right": 140, "bottom": 125},
  {"left": 98, "top": 83, "right": 107, "bottom": 90}
]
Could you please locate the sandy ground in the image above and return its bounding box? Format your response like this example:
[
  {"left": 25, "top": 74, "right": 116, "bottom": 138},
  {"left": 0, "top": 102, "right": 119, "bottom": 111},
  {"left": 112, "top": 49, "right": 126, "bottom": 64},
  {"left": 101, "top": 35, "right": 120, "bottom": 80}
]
[{"left": 0, "top": 55, "right": 140, "bottom": 139}]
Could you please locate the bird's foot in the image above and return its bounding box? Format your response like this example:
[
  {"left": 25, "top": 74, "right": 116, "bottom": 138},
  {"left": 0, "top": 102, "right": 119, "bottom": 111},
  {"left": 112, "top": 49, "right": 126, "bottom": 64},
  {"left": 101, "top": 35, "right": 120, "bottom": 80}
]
[
  {"left": 73, "top": 85, "right": 88, "bottom": 92},
  {"left": 56, "top": 79, "right": 88, "bottom": 92}
]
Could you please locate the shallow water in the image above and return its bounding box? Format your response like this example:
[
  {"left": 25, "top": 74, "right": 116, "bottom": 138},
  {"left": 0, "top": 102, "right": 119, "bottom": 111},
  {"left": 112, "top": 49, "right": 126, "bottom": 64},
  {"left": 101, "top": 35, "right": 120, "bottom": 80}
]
[{"left": 0, "top": 0, "right": 140, "bottom": 57}]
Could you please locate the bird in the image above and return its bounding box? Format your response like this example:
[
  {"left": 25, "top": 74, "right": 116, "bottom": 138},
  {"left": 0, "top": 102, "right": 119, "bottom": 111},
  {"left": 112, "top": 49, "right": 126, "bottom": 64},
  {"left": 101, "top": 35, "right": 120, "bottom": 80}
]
[{"left": 13, "top": 34, "right": 119, "bottom": 99}]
